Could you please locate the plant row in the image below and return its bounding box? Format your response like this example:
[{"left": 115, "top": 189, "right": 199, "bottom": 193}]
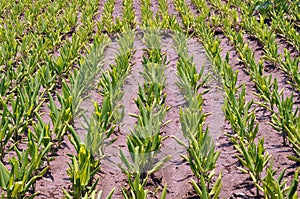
[
  {"left": 65, "top": 28, "right": 136, "bottom": 198},
  {"left": 172, "top": 31, "right": 222, "bottom": 198},
  {"left": 188, "top": 0, "right": 299, "bottom": 197},
  {"left": 119, "top": 28, "right": 169, "bottom": 199}
]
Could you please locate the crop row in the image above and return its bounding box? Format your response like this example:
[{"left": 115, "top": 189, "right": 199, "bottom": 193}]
[
  {"left": 0, "top": 0, "right": 136, "bottom": 197},
  {"left": 173, "top": 31, "right": 221, "bottom": 198},
  {"left": 209, "top": 0, "right": 300, "bottom": 163},
  {"left": 119, "top": 28, "right": 169, "bottom": 198},
  {"left": 210, "top": 0, "right": 300, "bottom": 92},
  {"left": 177, "top": 0, "right": 299, "bottom": 198}
]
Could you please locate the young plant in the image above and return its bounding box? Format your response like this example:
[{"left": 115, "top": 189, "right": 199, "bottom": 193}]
[
  {"left": 285, "top": 116, "right": 300, "bottom": 162},
  {"left": 84, "top": 99, "right": 117, "bottom": 159},
  {"left": 66, "top": 98, "right": 117, "bottom": 198},
  {"left": 0, "top": 103, "right": 12, "bottom": 161},
  {"left": 121, "top": 0, "right": 136, "bottom": 30},
  {"left": 175, "top": 122, "right": 220, "bottom": 184},
  {"left": 0, "top": 132, "right": 50, "bottom": 198},
  {"left": 119, "top": 27, "right": 170, "bottom": 198},
  {"left": 223, "top": 84, "right": 259, "bottom": 144},
  {"left": 173, "top": 0, "right": 195, "bottom": 30},
  {"left": 101, "top": 0, "right": 116, "bottom": 34},
  {"left": 263, "top": 163, "right": 299, "bottom": 199},
  {"left": 235, "top": 138, "right": 271, "bottom": 197},
  {"left": 140, "top": 0, "right": 156, "bottom": 27},
  {"left": 121, "top": 174, "right": 167, "bottom": 199},
  {"left": 189, "top": 174, "right": 222, "bottom": 199},
  {"left": 48, "top": 93, "right": 71, "bottom": 144},
  {"left": 119, "top": 98, "right": 171, "bottom": 177},
  {"left": 270, "top": 89, "right": 297, "bottom": 146},
  {"left": 64, "top": 144, "right": 101, "bottom": 199},
  {"left": 98, "top": 30, "right": 134, "bottom": 128},
  {"left": 173, "top": 29, "right": 221, "bottom": 198},
  {"left": 281, "top": 49, "right": 300, "bottom": 92}
]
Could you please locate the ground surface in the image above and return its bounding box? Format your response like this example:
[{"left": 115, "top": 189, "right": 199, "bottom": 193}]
[{"left": 3, "top": 0, "right": 299, "bottom": 198}]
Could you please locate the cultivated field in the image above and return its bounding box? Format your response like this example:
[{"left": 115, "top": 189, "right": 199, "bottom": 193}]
[{"left": 0, "top": 0, "right": 299, "bottom": 198}]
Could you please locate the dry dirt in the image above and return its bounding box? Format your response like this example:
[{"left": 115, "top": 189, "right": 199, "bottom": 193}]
[{"left": 31, "top": 1, "right": 300, "bottom": 199}]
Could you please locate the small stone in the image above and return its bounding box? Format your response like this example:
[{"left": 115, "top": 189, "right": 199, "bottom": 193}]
[{"left": 233, "top": 192, "right": 246, "bottom": 197}]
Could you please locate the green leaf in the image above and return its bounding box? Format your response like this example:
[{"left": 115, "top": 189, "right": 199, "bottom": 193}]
[
  {"left": 160, "top": 184, "right": 167, "bottom": 199},
  {"left": 288, "top": 169, "right": 299, "bottom": 199},
  {"left": 11, "top": 181, "right": 24, "bottom": 197},
  {"left": 190, "top": 179, "right": 202, "bottom": 196},
  {"left": 0, "top": 161, "right": 9, "bottom": 189}
]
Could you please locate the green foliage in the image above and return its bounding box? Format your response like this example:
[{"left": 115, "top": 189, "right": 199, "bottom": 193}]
[
  {"left": 84, "top": 100, "right": 117, "bottom": 159},
  {"left": 173, "top": 0, "right": 195, "bottom": 30},
  {"left": 189, "top": 1, "right": 300, "bottom": 198},
  {"left": 178, "top": 125, "right": 220, "bottom": 181},
  {"left": 263, "top": 164, "right": 299, "bottom": 199},
  {"left": 119, "top": 26, "right": 170, "bottom": 198},
  {"left": 173, "top": 28, "right": 221, "bottom": 198},
  {"left": 85, "top": 188, "right": 114, "bottom": 199},
  {"left": 140, "top": 0, "right": 157, "bottom": 27},
  {"left": 270, "top": 91, "right": 298, "bottom": 145},
  {"left": 190, "top": 174, "right": 222, "bottom": 199},
  {"left": 0, "top": 131, "right": 50, "bottom": 198},
  {"left": 173, "top": 32, "right": 209, "bottom": 99},
  {"left": 98, "top": 30, "right": 135, "bottom": 126},
  {"left": 0, "top": 1, "right": 114, "bottom": 198},
  {"left": 235, "top": 138, "right": 271, "bottom": 196},
  {"left": 65, "top": 145, "right": 100, "bottom": 199},
  {"left": 0, "top": 103, "right": 13, "bottom": 161},
  {"left": 223, "top": 84, "right": 259, "bottom": 144},
  {"left": 101, "top": 0, "right": 116, "bottom": 34},
  {"left": 1, "top": 1, "right": 299, "bottom": 198},
  {"left": 120, "top": 101, "right": 170, "bottom": 173},
  {"left": 285, "top": 114, "right": 300, "bottom": 162},
  {"left": 121, "top": 0, "right": 136, "bottom": 30},
  {"left": 121, "top": 173, "right": 168, "bottom": 199},
  {"left": 157, "top": 0, "right": 181, "bottom": 30},
  {"left": 281, "top": 49, "right": 300, "bottom": 92}
]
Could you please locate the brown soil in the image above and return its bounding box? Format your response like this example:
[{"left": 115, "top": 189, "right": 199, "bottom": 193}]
[{"left": 27, "top": 1, "right": 300, "bottom": 199}]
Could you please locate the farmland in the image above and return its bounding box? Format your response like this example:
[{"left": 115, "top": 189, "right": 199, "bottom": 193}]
[{"left": 0, "top": 0, "right": 299, "bottom": 198}]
